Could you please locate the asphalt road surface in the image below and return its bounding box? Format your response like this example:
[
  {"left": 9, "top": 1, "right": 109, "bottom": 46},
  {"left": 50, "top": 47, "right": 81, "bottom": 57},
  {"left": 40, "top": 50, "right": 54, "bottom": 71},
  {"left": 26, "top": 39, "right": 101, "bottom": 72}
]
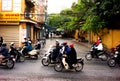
[{"left": 0, "top": 38, "right": 120, "bottom": 81}]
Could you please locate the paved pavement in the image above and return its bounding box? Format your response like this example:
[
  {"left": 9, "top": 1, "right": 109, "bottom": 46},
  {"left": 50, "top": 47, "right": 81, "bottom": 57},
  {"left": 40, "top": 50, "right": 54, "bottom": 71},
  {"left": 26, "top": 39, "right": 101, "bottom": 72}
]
[
  {"left": 72, "top": 39, "right": 91, "bottom": 48},
  {"left": 0, "top": 38, "right": 120, "bottom": 81}
]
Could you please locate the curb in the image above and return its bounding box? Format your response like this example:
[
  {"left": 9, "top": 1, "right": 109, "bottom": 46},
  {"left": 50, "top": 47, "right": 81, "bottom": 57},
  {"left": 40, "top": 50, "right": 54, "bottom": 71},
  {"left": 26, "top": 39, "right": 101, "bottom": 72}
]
[{"left": 72, "top": 39, "right": 91, "bottom": 48}]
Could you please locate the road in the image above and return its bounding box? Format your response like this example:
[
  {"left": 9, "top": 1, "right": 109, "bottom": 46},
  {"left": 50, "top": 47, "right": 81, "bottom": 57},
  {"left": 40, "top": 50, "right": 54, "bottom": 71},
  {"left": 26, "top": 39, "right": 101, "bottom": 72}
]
[{"left": 0, "top": 38, "right": 120, "bottom": 81}]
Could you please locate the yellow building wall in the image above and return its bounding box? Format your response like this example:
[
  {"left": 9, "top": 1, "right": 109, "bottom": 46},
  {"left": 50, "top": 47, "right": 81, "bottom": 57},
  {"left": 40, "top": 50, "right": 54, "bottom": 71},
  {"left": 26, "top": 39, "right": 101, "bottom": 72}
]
[
  {"left": 112, "top": 29, "right": 120, "bottom": 47},
  {"left": 90, "top": 29, "right": 120, "bottom": 49},
  {"left": 74, "top": 28, "right": 120, "bottom": 49},
  {"left": 74, "top": 29, "right": 79, "bottom": 39}
]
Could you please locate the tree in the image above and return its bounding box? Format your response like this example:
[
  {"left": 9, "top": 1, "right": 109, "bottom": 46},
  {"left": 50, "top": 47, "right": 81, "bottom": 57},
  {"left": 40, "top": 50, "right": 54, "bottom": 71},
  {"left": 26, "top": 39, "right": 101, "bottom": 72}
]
[{"left": 71, "top": 0, "right": 120, "bottom": 36}]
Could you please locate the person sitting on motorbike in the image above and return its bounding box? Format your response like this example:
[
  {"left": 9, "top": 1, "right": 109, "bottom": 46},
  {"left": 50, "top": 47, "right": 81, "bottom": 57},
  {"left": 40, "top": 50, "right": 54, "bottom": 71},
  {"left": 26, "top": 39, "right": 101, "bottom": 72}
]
[
  {"left": 0, "top": 43, "right": 9, "bottom": 63},
  {"left": 22, "top": 41, "right": 33, "bottom": 56},
  {"left": 68, "top": 44, "right": 77, "bottom": 69},
  {"left": 92, "top": 39, "right": 103, "bottom": 58},
  {"left": 51, "top": 40, "right": 61, "bottom": 61},
  {"left": 92, "top": 37, "right": 101, "bottom": 47},
  {"left": 60, "top": 42, "right": 71, "bottom": 68},
  {"left": 9, "top": 42, "right": 17, "bottom": 56},
  {"left": 35, "top": 39, "right": 41, "bottom": 50}
]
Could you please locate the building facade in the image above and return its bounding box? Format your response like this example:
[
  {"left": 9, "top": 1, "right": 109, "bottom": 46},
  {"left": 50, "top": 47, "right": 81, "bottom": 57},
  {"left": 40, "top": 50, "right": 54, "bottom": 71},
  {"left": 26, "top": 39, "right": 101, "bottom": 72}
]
[{"left": 0, "top": 0, "right": 47, "bottom": 47}]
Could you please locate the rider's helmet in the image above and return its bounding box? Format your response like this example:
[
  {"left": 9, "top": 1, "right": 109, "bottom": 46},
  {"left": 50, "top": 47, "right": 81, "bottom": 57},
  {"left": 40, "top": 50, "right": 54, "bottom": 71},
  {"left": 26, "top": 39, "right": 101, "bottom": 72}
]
[
  {"left": 69, "top": 44, "right": 74, "bottom": 48},
  {"left": 11, "top": 42, "right": 15, "bottom": 45},
  {"left": 62, "top": 42, "right": 67, "bottom": 46},
  {"left": 2, "top": 42, "right": 7, "bottom": 47},
  {"left": 55, "top": 40, "right": 59, "bottom": 45}
]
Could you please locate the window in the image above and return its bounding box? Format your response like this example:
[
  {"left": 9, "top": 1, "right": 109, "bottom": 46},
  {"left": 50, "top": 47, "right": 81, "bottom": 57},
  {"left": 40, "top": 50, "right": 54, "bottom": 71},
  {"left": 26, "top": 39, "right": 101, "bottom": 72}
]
[
  {"left": 13, "top": 0, "right": 21, "bottom": 12},
  {"left": 2, "top": 0, "right": 12, "bottom": 11}
]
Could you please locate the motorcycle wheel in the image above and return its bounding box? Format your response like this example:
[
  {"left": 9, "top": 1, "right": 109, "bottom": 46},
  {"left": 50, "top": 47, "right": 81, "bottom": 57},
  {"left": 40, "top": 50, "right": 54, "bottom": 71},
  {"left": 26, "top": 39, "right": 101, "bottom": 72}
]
[
  {"left": 6, "top": 59, "right": 14, "bottom": 69},
  {"left": 107, "top": 58, "right": 116, "bottom": 67},
  {"left": 85, "top": 53, "right": 92, "bottom": 61},
  {"left": 75, "top": 62, "right": 83, "bottom": 72},
  {"left": 19, "top": 56, "right": 25, "bottom": 62},
  {"left": 54, "top": 63, "right": 63, "bottom": 72},
  {"left": 41, "top": 58, "right": 50, "bottom": 66},
  {"left": 101, "top": 54, "right": 108, "bottom": 61}
]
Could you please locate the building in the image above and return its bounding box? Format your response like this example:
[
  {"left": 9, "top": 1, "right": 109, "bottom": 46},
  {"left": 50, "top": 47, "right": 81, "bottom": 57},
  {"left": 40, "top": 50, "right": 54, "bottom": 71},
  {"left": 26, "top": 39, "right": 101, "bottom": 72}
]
[{"left": 0, "top": 0, "right": 47, "bottom": 47}]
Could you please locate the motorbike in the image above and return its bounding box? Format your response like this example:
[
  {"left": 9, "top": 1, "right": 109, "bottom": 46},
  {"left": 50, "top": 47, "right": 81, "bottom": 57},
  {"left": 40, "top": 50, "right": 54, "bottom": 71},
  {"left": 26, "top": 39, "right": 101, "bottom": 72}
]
[
  {"left": 107, "top": 51, "right": 120, "bottom": 67},
  {"left": 85, "top": 46, "right": 108, "bottom": 61},
  {"left": 0, "top": 56, "right": 15, "bottom": 69},
  {"left": 54, "top": 54, "right": 84, "bottom": 72},
  {"left": 21, "top": 46, "right": 39, "bottom": 60},
  {"left": 107, "top": 45, "right": 120, "bottom": 67},
  {"left": 41, "top": 45, "right": 57, "bottom": 66},
  {"left": 9, "top": 47, "right": 25, "bottom": 62}
]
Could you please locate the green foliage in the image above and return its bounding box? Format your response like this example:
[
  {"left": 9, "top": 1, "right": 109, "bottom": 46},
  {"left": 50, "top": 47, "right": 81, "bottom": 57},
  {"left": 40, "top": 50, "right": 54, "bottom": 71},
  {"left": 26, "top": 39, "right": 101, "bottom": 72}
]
[
  {"left": 82, "top": 15, "right": 106, "bottom": 35},
  {"left": 47, "top": 0, "right": 120, "bottom": 35},
  {"left": 48, "top": 9, "right": 78, "bottom": 31},
  {"left": 75, "top": 0, "right": 120, "bottom": 34}
]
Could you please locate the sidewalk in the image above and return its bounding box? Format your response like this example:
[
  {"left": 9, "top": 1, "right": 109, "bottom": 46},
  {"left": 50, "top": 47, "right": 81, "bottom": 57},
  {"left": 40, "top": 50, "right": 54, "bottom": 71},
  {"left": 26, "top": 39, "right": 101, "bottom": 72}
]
[{"left": 72, "top": 39, "right": 91, "bottom": 48}]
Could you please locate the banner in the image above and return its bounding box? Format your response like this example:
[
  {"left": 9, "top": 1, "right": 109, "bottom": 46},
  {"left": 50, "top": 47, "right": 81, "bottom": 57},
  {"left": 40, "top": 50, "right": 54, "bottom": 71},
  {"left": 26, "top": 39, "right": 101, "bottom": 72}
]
[{"left": 0, "top": 12, "right": 20, "bottom": 21}]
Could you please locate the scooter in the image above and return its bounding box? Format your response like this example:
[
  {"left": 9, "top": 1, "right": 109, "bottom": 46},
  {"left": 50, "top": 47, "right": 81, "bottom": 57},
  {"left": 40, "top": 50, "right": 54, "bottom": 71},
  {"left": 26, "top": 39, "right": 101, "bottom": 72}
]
[
  {"left": 0, "top": 56, "right": 15, "bottom": 69},
  {"left": 21, "top": 46, "right": 39, "bottom": 60},
  {"left": 85, "top": 46, "right": 108, "bottom": 61},
  {"left": 9, "top": 47, "right": 25, "bottom": 62},
  {"left": 41, "top": 45, "right": 56, "bottom": 66},
  {"left": 9, "top": 42, "right": 25, "bottom": 62},
  {"left": 54, "top": 54, "right": 84, "bottom": 72},
  {"left": 107, "top": 51, "right": 120, "bottom": 67},
  {"left": 107, "top": 45, "right": 120, "bottom": 67}
]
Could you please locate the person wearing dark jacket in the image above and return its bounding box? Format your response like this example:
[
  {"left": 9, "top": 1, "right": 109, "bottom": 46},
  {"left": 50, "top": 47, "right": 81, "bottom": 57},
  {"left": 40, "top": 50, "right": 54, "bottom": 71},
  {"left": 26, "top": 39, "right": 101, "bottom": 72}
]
[
  {"left": 0, "top": 43, "right": 9, "bottom": 63},
  {"left": 68, "top": 44, "right": 77, "bottom": 69},
  {"left": 51, "top": 40, "right": 61, "bottom": 61}
]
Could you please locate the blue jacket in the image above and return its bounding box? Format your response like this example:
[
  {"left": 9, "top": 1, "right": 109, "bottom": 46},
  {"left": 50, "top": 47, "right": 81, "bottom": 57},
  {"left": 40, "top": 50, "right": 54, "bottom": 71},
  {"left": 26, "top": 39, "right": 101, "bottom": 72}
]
[{"left": 0, "top": 46, "right": 9, "bottom": 57}]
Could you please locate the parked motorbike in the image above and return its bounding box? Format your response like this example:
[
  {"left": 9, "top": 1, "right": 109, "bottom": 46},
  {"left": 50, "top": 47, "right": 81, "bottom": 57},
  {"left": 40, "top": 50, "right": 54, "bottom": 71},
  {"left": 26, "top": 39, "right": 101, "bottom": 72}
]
[
  {"left": 107, "top": 45, "right": 120, "bottom": 67},
  {"left": 54, "top": 54, "right": 84, "bottom": 72},
  {"left": 85, "top": 46, "right": 108, "bottom": 61},
  {"left": 41, "top": 45, "right": 56, "bottom": 66},
  {"left": 0, "top": 56, "right": 15, "bottom": 69}
]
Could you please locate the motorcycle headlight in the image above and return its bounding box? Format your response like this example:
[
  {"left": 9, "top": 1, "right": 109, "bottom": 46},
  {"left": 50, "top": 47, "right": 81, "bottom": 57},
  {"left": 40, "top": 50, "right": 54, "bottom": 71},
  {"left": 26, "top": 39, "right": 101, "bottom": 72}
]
[
  {"left": 115, "top": 51, "right": 119, "bottom": 54},
  {"left": 114, "top": 54, "right": 118, "bottom": 57}
]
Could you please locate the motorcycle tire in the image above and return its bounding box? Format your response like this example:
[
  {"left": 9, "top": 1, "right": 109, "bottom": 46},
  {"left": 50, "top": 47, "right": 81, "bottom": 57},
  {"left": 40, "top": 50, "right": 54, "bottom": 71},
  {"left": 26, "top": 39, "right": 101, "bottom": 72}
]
[
  {"left": 75, "top": 62, "right": 83, "bottom": 72},
  {"left": 6, "top": 59, "right": 14, "bottom": 69},
  {"left": 19, "top": 56, "right": 25, "bottom": 62},
  {"left": 107, "top": 58, "right": 116, "bottom": 67},
  {"left": 54, "top": 63, "right": 63, "bottom": 72},
  {"left": 85, "top": 53, "right": 92, "bottom": 61},
  {"left": 41, "top": 58, "right": 50, "bottom": 66}
]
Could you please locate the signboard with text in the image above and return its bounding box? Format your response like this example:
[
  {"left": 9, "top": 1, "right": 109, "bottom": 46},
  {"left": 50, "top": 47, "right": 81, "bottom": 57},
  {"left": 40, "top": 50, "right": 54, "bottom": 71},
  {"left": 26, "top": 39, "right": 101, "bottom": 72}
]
[{"left": 0, "top": 12, "right": 20, "bottom": 21}]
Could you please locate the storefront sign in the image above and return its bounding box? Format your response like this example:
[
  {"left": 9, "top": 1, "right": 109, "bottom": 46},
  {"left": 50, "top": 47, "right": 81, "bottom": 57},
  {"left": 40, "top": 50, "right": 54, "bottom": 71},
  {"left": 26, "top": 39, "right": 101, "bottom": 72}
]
[{"left": 0, "top": 12, "right": 20, "bottom": 21}]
